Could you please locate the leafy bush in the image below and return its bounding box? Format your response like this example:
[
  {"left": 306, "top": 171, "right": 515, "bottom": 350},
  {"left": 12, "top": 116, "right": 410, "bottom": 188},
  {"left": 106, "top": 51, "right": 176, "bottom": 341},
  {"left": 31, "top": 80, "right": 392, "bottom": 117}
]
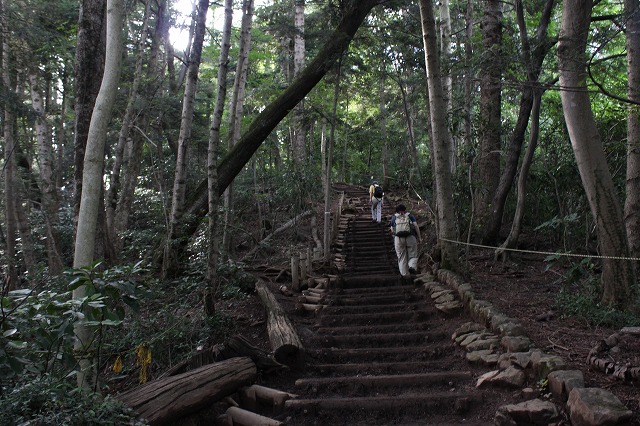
[
  {"left": 0, "top": 261, "right": 149, "bottom": 385},
  {"left": 554, "top": 258, "right": 640, "bottom": 328},
  {"left": 0, "top": 376, "right": 147, "bottom": 425}
]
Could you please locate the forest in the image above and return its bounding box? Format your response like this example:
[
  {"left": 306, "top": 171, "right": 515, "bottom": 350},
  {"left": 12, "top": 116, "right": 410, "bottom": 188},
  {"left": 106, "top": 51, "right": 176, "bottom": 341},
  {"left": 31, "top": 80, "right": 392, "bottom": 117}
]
[{"left": 1, "top": 0, "right": 640, "bottom": 422}]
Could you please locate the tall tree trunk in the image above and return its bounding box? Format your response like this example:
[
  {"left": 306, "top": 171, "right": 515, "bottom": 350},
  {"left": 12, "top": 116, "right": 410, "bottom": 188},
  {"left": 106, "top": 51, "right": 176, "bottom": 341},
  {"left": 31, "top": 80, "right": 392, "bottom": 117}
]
[
  {"left": 28, "top": 72, "right": 65, "bottom": 275},
  {"left": 438, "top": 0, "right": 454, "bottom": 171},
  {"left": 2, "top": 2, "right": 19, "bottom": 290},
  {"left": 162, "top": 0, "right": 210, "bottom": 278},
  {"left": 497, "top": 88, "right": 543, "bottom": 256},
  {"left": 206, "top": 0, "right": 234, "bottom": 316},
  {"left": 116, "top": 0, "right": 169, "bottom": 244},
  {"left": 292, "top": 0, "right": 306, "bottom": 167},
  {"left": 462, "top": 0, "right": 474, "bottom": 156},
  {"left": 223, "top": 0, "right": 254, "bottom": 257},
  {"left": 106, "top": 0, "right": 152, "bottom": 254},
  {"left": 13, "top": 180, "right": 37, "bottom": 279},
  {"left": 379, "top": 72, "right": 389, "bottom": 188},
  {"left": 176, "top": 0, "right": 197, "bottom": 90},
  {"left": 474, "top": 0, "right": 503, "bottom": 239},
  {"left": 624, "top": 0, "right": 640, "bottom": 276},
  {"left": 73, "top": 0, "right": 124, "bottom": 389},
  {"left": 73, "top": 0, "right": 106, "bottom": 223},
  {"left": 56, "top": 70, "right": 69, "bottom": 189},
  {"left": 485, "top": 0, "right": 555, "bottom": 244},
  {"left": 558, "top": 0, "right": 637, "bottom": 310},
  {"left": 419, "top": 0, "right": 459, "bottom": 271},
  {"left": 324, "top": 62, "right": 342, "bottom": 263}
]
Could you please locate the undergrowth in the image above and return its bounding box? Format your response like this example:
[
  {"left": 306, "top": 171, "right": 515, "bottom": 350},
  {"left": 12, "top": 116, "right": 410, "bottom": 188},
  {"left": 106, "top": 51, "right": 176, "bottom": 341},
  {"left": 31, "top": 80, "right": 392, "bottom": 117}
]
[{"left": 553, "top": 257, "right": 640, "bottom": 328}]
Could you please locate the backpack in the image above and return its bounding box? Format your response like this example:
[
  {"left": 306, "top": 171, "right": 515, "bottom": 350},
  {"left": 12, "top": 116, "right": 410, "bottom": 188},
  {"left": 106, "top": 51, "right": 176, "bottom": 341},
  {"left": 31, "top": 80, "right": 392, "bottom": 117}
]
[
  {"left": 373, "top": 184, "right": 384, "bottom": 199},
  {"left": 394, "top": 213, "right": 412, "bottom": 237}
]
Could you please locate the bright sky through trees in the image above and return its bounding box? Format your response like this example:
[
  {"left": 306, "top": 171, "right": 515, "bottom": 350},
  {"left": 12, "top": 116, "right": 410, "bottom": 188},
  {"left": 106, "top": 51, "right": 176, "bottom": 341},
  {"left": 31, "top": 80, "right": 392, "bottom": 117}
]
[{"left": 170, "top": 0, "right": 268, "bottom": 51}]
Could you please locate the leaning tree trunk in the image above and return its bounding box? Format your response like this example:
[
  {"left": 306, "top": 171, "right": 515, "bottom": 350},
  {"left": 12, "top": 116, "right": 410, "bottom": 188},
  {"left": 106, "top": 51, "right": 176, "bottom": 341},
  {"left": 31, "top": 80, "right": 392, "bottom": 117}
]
[
  {"left": 157, "top": 0, "right": 384, "bottom": 272},
  {"left": 624, "top": 0, "right": 640, "bottom": 276},
  {"left": 558, "top": 0, "right": 637, "bottom": 310},
  {"left": 419, "top": 0, "right": 459, "bottom": 271},
  {"left": 72, "top": 0, "right": 124, "bottom": 389},
  {"left": 162, "top": 0, "right": 210, "bottom": 278}
]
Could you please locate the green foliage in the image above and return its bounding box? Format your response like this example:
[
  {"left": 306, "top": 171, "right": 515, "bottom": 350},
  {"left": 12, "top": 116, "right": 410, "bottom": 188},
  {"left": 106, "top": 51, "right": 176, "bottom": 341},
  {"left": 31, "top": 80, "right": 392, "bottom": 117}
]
[
  {"left": 554, "top": 258, "right": 640, "bottom": 328},
  {"left": 0, "top": 376, "right": 146, "bottom": 425},
  {"left": 0, "top": 262, "right": 149, "bottom": 385}
]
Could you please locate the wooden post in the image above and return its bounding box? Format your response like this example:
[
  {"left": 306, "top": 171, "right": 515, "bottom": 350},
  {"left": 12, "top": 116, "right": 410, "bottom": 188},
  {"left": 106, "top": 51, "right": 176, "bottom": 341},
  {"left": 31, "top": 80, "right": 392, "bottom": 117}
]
[
  {"left": 299, "top": 253, "right": 307, "bottom": 283},
  {"left": 323, "top": 211, "right": 331, "bottom": 263},
  {"left": 238, "top": 384, "right": 297, "bottom": 414},
  {"left": 222, "top": 406, "right": 284, "bottom": 426},
  {"left": 291, "top": 255, "right": 299, "bottom": 291}
]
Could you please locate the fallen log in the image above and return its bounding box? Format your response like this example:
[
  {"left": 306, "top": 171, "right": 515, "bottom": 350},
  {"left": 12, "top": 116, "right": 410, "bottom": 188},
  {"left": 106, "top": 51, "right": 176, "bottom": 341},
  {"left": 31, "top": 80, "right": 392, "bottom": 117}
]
[
  {"left": 159, "top": 335, "right": 284, "bottom": 378},
  {"left": 225, "top": 335, "right": 286, "bottom": 373},
  {"left": 242, "top": 210, "right": 313, "bottom": 261},
  {"left": 118, "top": 357, "right": 257, "bottom": 425},
  {"left": 255, "top": 280, "right": 305, "bottom": 366}
]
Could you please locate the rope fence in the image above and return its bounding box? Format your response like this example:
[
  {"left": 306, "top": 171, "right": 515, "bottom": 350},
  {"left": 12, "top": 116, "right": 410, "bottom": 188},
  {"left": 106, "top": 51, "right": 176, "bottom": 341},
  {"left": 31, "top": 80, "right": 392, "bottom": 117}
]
[{"left": 438, "top": 238, "right": 640, "bottom": 262}]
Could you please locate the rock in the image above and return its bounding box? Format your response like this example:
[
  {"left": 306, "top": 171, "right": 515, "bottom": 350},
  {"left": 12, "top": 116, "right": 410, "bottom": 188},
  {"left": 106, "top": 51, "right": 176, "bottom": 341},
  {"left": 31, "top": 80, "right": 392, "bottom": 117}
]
[
  {"left": 501, "top": 335, "right": 533, "bottom": 352},
  {"left": 466, "top": 337, "right": 501, "bottom": 352},
  {"left": 435, "top": 301, "right": 463, "bottom": 315},
  {"left": 466, "top": 349, "right": 493, "bottom": 363},
  {"left": 495, "top": 398, "right": 561, "bottom": 426},
  {"left": 530, "top": 350, "right": 567, "bottom": 379},
  {"left": 433, "top": 292, "right": 455, "bottom": 304},
  {"left": 497, "top": 320, "right": 526, "bottom": 337},
  {"left": 620, "top": 326, "right": 640, "bottom": 336},
  {"left": 498, "top": 351, "right": 533, "bottom": 370},
  {"left": 452, "top": 322, "right": 485, "bottom": 340},
  {"left": 547, "top": 370, "right": 584, "bottom": 402},
  {"left": 476, "top": 370, "right": 500, "bottom": 388},
  {"left": 491, "top": 366, "right": 527, "bottom": 388},
  {"left": 567, "top": 387, "right": 633, "bottom": 426}
]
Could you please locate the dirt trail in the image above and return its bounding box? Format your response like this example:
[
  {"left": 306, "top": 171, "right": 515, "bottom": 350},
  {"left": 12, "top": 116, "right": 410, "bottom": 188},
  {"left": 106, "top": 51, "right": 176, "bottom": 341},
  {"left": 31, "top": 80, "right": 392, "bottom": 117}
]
[{"left": 270, "top": 185, "right": 514, "bottom": 425}]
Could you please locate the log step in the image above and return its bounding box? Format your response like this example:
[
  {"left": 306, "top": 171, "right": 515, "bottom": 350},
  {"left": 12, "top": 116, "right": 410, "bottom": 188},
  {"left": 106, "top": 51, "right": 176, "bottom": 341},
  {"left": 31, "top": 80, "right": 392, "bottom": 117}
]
[
  {"left": 317, "top": 309, "right": 434, "bottom": 326},
  {"left": 308, "top": 344, "right": 452, "bottom": 363},
  {"left": 321, "top": 300, "right": 427, "bottom": 315},
  {"left": 284, "top": 392, "right": 481, "bottom": 414},
  {"left": 295, "top": 371, "right": 473, "bottom": 390},
  {"left": 316, "top": 331, "right": 448, "bottom": 348},
  {"left": 331, "top": 283, "right": 415, "bottom": 295},
  {"left": 315, "top": 321, "right": 434, "bottom": 335},
  {"left": 307, "top": 360, "right": 455, "bottom": 375},
  {"left": 325, "top": 293, "right": 413, "bottom": 305}
]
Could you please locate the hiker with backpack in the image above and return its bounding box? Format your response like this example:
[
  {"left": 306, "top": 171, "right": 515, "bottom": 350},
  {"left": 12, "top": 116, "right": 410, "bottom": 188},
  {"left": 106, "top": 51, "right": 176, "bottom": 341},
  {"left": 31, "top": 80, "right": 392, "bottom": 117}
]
[
  {"left": 389, "top": 204, "right": 421, "bottom": 276},
  {"left": 369, "top": 181, "right": 384, "bottom": 223}
]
